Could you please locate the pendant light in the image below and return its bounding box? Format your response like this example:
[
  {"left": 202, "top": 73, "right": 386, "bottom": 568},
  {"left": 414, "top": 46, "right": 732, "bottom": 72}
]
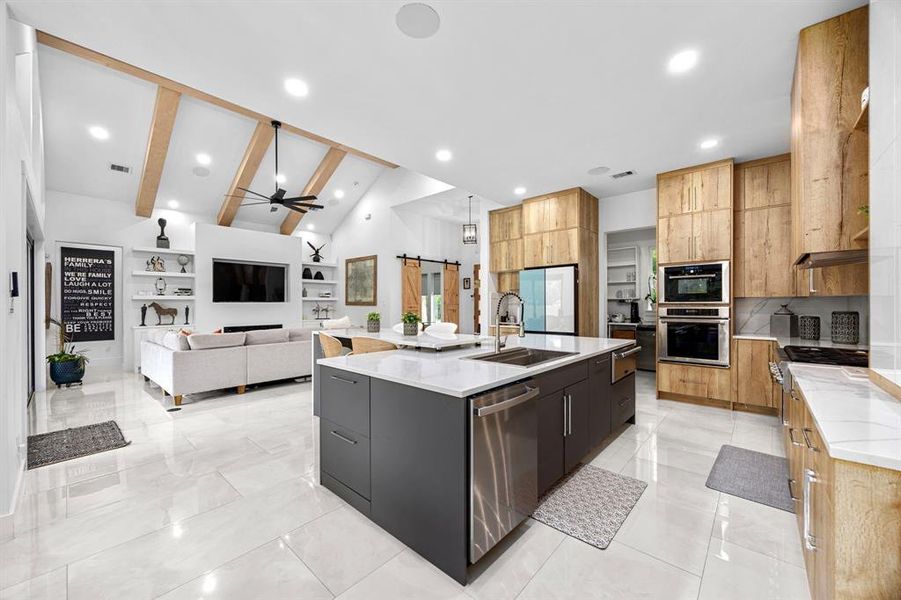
[{"left": 462, "top": 195, "right": 478, "bottom": 244}]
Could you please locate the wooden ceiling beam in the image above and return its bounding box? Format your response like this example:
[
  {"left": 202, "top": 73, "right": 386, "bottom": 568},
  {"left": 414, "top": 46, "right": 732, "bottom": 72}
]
[
  {"left": 279, "top": 147, "right": 347, "bottom": 235},
  {"left": 36, "top": 30, "right": 398, "bottom": 169},
  {"left": 217, "top": 121, "right": 275, "bottom": 226},
  {"left": 135, "top": 86, "right": 180, "bottom": 217}
]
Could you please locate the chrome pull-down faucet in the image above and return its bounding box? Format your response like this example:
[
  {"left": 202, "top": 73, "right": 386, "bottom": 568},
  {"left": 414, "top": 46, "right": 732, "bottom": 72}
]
[{"left": 495, "top": 292, "right": 526, "bottom": 354}]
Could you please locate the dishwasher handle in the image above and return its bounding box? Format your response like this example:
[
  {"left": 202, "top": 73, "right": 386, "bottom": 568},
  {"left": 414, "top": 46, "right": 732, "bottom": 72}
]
[
  {"left": 613, "top": 346, "right": 642, "bottom": 360},
  {"left": 473, "top": 386, "right": 539, "bottom": 417}
]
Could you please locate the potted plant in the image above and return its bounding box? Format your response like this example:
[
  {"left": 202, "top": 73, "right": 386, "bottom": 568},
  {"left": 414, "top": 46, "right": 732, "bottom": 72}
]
[
  {"left": 367, "top": 311, "right": 381, "bottom": 333},
  {"left": 401, "top": 311, "right": 421, "bottom": 336},
  {"left": 46, "top": 318, "right": 89, "bottom": 388}
]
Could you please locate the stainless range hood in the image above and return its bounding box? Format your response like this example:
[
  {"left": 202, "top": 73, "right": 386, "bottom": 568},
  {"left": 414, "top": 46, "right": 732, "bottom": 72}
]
[{"left": 793, "top": 249, "right": 868, "bottom": 269}]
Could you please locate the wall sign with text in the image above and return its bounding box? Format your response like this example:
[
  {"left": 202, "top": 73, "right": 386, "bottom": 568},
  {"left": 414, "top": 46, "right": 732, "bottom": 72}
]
[{"left": 60, "top": 246, "right": 115, "bottom": 342}]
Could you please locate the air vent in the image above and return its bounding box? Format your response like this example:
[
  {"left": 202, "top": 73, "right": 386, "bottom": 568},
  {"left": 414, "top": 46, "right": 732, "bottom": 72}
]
[
  {"left": 109, "top": 163, "right": 130, "bottom": 174},
  {"left": 610, "top": 170, "right": 635, "bottom": 179}
]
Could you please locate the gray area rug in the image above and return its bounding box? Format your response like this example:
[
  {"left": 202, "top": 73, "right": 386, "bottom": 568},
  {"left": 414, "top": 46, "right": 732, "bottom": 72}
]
[
  {"left": 706, "top": 445, "right": 794, "bottom": 513},
  {"left": 532, "top": 464, "right": 647, "bottom": 549},
  {"left": 27, "top": 421, "right": 130, "bottom": 469}
]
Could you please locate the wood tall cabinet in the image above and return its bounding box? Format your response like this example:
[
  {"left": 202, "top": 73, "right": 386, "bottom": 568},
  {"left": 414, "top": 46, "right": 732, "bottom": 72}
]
[
  {"left": 731, "top": 339, "right": 778, "bottom": 411},
  {"left": 490, "top": 188, "right": 599, "bottom": 336},
  {"left": 657, "top": 159, "right": 733, "bottom": 264},
  {"left": 790, "top": 5, "right": 868, "bottom": 297},
  {"left": 733, "top": 155, "right": 795, "bottom": 297}
]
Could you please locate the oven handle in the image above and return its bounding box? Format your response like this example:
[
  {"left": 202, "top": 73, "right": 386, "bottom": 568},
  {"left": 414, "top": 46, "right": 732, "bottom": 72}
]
[{"left": 666, "top": 274, "right": 717, "bottom": 279}]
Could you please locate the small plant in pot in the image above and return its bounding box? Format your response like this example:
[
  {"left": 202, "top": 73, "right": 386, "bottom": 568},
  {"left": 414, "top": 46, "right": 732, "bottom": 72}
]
[
  {"left": 367, "top": 312, "right": 381, "bottom": 333},
  {"left": 401, "top": 311, "right": 421, "bottom": 336},
  {"left": 46, "top": 318, "right": 90, "bottom": 388}
]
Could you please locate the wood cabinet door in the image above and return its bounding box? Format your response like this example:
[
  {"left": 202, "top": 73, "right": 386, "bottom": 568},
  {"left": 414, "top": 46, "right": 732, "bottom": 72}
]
[
  {"left": 733, "top": 339, "right": 774, "bottom": 408},
  {"left": 657, "top": 362, "right": 731, "bottom": 401},
  {"left": 693, "top": 165, "right": 732, "bottom": 211},
  {"left": 794, "top": 263, "right": 868, "bottom": 297},
  {"left": 537, "top": 390, "right": 566, "bottom": 496},
  {"left": 803, "top": 417, "right": 834, "bottom": 600},
  {"left": 489, "top": 207, "right": 522, "bottom": 242},
  {"left": 657, "top": 213, "right": 693, "bottom": 263},
  {"left": 587, "top": 356, "right": 612, "bottom": 447},
  {"left": 523, "top": 191, "right": 581, "bottom": 234},
  {"left": 658, "top": 174, "right": 691, "bottom": 216},
  {"left": 490, "top": 239, "right": 523, "bottom": 272},
  {"left": 563, "top": 379, "right": 591, "bottom": 474},
  {"left": 547, "top": 229, "right": 580, "bottom": 265},
  {"left": 736, "top": 205, "right": 794, "bottom": 297},
  {"left": 692, "top": 209, "right": 732, "bottom": 261},
  {"left": 522, "top": 233, "right": 545, "bottom": 268}
]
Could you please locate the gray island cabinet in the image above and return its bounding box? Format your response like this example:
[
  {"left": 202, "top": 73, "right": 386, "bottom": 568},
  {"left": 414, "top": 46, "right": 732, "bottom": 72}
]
[{"left": 316, "top": 339, "right": 636, "bottom": 585}]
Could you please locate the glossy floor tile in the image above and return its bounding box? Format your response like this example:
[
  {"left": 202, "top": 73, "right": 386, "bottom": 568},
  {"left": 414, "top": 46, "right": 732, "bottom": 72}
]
[{"left": 0, "top": 369, "right": 809, "bottom": 599}]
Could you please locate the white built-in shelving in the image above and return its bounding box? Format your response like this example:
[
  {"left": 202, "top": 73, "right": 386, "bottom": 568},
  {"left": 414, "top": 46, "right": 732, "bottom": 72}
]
[
  {"left": 132, "top": 295, "right": 195, "bottom": 301},
  {"left": 606, "top": 245, "right": 639, "bottom": 303},
  {"left": 132, "top": 246, "right": 195, "bottom": 256},
  {"left": 132, "top": 270, "right": 194, "bottom": 278}
]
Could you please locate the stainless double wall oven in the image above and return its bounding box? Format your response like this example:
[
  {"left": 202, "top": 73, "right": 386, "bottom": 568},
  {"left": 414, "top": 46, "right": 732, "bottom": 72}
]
[{"left": 657, "top": 261, "right": 730, "bottom": 368}]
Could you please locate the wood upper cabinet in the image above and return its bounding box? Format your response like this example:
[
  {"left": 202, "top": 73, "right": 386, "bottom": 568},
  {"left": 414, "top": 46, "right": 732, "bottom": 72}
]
[
  {"left": 657, "top": 213, "right": 693, "bottom": 264},
  {"left": 489, "top": 239, "right": 523, "bottom": 273},
  {"left": 658, "top": 162, "right": 732, "bottom": 216},
  {"left": 523, "top": 188, "right": 598, "bottom": 234},
  {"left": 657, "top": 175, "right": 691, "bottom": 217},
  {"left": 524, "top": 228, "right": 580, "bottom": 268},
  {"left": 692, "top": 209, "right": 732, "bottom": 261},
  {"left": 488, "top": 206, "right": 523, "bottom": 273},
  {"left": 734, "top": 155, "right": 795, "bottom": 297},
  {"left": 731, "top": 339, "right": 776, "bottom": 409}
]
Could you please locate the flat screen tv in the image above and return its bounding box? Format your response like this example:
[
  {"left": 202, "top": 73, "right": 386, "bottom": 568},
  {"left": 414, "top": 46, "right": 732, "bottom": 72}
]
[{"left": 212, "top": 260, "right": 286, "bottom": 303}]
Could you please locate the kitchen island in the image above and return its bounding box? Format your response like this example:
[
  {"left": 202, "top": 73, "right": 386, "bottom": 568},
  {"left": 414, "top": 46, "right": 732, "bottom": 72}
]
[{"left": 315, "top": 334, "right": 637, "bottom": 584}]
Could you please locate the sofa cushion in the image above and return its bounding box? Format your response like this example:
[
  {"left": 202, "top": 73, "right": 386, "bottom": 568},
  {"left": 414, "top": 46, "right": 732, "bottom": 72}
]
[
  {"left": 287, "top": 327, "right": 313, "bottom": 342},
  {"left": 161, "top": 331, "right": 190, "bottom": 351},
  {"left": 245, "top": 328, "right": 289, "bottom": 346},
  {"left": 187, "top": 332, "right": 246, "bottom": 350}
]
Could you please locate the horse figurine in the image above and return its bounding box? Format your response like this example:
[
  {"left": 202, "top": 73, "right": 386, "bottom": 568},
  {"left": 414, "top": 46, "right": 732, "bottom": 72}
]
[{"left": 148, "top": 302, "right": 177, "bottom": 325}]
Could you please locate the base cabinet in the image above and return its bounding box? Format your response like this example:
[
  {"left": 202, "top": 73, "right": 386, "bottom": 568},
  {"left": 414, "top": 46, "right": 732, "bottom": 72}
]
[{"left": 657, "top": 362, "right": 730, "bottom": 402}]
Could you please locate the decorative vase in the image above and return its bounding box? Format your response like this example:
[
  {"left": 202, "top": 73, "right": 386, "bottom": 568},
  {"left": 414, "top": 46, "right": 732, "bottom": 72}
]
[
  {"left": 831, "top": 311, "right": 859, "bottom": 344},
  {"left": 403, "top": 322, "right": 418, "bottom": 336},
  {"left": 49, "top": 359, "right": 85, "bottom": 387},
  {"left": 314, "top": 271, "right": 324, "bottom": 280},
  {"left": 302, "top": 268, "right": 313, "bottom": 280},
  {"left": 367, "top": 320, "right": 380, "bottom": 333},
  {"left": 798, "top": 315, "right": 820, "bottom": 340}
]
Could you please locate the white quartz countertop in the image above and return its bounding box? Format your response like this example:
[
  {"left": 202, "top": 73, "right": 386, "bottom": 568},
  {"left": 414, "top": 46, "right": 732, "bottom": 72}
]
[
  {"left": 733, "top": 333, "right": 868, "bottom": 351},
  {"left": 788, "top": 363, "right": 901, "bottom": 471},
  {"left": 316, "top": 334, "right": 635, "bottom": 398},
  {"left": 314, "top": 328, "right": 490, "bottom": 350}
]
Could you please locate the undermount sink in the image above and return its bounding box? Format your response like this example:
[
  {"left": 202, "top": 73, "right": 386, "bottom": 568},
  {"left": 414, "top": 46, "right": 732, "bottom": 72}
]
[{"left": 466, "top": 347, "right": 578, "bottom": 367}]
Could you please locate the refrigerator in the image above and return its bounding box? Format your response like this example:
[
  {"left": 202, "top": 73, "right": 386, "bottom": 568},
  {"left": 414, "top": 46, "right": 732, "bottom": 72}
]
[{"left": 519, "top": 266, "right": 578, "bottom": 335}]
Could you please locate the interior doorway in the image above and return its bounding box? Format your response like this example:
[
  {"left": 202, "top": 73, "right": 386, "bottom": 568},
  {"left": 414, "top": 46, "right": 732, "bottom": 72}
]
[
  {"left": 473, "top": 264, "right": 481, "bottom": 334},
  {"left": 26, "top": 234, "right": 35, "bottom": 404}
]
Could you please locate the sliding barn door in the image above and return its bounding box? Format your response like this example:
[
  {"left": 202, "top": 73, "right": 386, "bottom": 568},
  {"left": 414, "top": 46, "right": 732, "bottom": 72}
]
[
  {"left": 401, "top": 258, "right": 421, "bottom": 317},
  {"left": 443, "top": 263, "right": 459, "bottom": 327}
]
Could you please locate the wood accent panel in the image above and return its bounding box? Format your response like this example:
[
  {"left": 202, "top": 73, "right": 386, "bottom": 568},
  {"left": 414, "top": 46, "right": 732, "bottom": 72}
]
[
  {"left": 579, "top": 188, "right": 599, "bottom": 233},
  {"left": 488, "top": 206, "right": 522, "bottom": 242},
  {"left": 692, "top": 209, "right": 732, "bottom": 262},
  {"left": 657, "top": 363, "right": 730, "bottom": 402},
  {"left": 577, "top": 228, "right": 599, "bottom": 337},
  {"left": 489, "top": 239, "right": 523, "bottom": 273},
  {"left": 731, "top": 339, "right": 775, "bottom": 408},
  {"left": 36, "top": 31, "right": 397, "bottom": 169},
  {"left": 496, "top": 272, "right": 519, "bottom": 293},
  {"left": 217, "top": 120, "right": 275, "bottom": 226},
  {"left": 657, "top": 213, "right": 692, "bottom": 264},
  {"left": 401, "top": 258, "right": 421, "bottom": 316},
  {"left": 135, "top": 86, "right": 181, "bottom": 217},
  {"left": 869, "top": 369, "right": 901, "bottom": 400},
  {"left": 443, "top": 263, "right": 459, "bottom": 327},
  {"left": 280, "top": 147, "right": 346, "bottom": 235}
]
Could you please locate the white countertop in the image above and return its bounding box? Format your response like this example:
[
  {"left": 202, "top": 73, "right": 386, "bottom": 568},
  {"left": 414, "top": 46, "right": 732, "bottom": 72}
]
[
  {"left": 316, "top": 334, "right": 635, "bottom": 398},
  {"left": 733, "top": 333, "right": 868, "bottom": 351},
  {"left": 788, "top": 363, "right": 901, "bottom": 471},
  {"left": 315, "top": 327, "right": 490, "bottom": 350}
]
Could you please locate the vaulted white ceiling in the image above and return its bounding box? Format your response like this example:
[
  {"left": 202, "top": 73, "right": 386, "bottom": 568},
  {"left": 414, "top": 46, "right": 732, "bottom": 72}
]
[{"left": 22, "top": 0, "right": 865, "bottom": 214}]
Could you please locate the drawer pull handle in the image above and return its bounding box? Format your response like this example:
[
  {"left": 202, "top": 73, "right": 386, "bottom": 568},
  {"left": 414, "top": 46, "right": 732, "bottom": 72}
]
[
  {"left": 802, "top": 428, "right": 818, "bottom": 452},
  {"left": 330, "top": 375, "right": 357, "bottom": 385},
  {"left": 787, "top": 478, "right": 800, "bottom": 501},
  {"left": 618, "top": 397, "right": 630, "bottom": 407},
  {"left": 788, "top": 428, "right": 804, "bottom": 446},
  {"left": 329, "top": 430, "right": 358, "bottom": 445}
]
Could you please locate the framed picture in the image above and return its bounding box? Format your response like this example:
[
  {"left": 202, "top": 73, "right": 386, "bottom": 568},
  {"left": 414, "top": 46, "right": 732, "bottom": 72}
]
[
  {"left": 345, "top": 255, "right": 378, "bottom": 306},
  {"left": 463, "top": 277, "right": 471, "bottom": 290}
]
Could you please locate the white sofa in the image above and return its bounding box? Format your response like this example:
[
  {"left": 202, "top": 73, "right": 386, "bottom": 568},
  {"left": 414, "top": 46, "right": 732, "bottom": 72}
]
[{"left": 141, "top": 327, "right": 313, "bottom": 405}]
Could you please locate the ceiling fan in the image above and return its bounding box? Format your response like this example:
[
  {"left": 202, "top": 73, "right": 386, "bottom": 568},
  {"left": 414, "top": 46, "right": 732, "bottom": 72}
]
[{"left": 223, "top": 120, "right": 325, "bottom": 214}]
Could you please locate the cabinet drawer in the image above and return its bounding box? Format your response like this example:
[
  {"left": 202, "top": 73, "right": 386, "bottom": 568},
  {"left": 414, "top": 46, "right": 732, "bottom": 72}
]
[
  {"left": 611, "top": 375, "right": 636, "bottom": 427},
  {"left": 321, "top": 419, "right": 370, "bottom": 499},
  {"left": 587, "top": 353, "right": 611, "bottom": 378},
  {"left": 534, "top": 360, "right": 588, "bottom": 396},
  {"left": 320, "top": 366, "right": 370, "bottom": 436}
]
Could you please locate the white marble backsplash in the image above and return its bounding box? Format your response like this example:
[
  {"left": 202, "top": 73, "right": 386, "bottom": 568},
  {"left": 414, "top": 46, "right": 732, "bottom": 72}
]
[{"left": 735, "top": 296, "right": 869, "bottom": 344}]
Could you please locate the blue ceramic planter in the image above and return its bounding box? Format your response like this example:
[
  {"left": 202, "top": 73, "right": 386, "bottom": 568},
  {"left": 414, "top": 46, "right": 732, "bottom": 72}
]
[{"left": 49, "top": 360, "right": 85, "bottom": 387}]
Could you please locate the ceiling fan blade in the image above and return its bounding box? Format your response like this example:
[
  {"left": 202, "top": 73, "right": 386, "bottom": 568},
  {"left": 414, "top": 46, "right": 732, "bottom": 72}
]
[
  {"left": 285, "top": 201, "right": 325, "bottom": 209},
  {"left": 285, "top": 205, "right": 309, "bottom": 214},
  {"left": 223, "top": 195, "right": 266, "bottom": 201},
  {"left": 283, "top": 196, "right": 321, "bottom": 203},
  {"left": 237, "top": 187, "right": 272, "bottom": 201},
  {"left": 239, "top": 201, "right": 272, "bottom": 206}
]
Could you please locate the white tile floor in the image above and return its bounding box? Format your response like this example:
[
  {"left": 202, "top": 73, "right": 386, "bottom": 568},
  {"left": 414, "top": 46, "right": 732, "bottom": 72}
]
[{"left": 0, "top": 368, "right": 810, "bottom": 599}]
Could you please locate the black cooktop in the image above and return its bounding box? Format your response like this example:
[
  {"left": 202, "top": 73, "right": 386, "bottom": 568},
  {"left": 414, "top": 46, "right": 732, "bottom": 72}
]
[{"left": 783, "top": 345, "right": 869, "bottom": 367}]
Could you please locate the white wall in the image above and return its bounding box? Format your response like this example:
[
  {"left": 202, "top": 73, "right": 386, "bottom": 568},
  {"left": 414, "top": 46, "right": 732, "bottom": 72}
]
[
  {"left": 0, "top": 10, "right": 46, "bottom": 526},
  {"left": 599, "top": 188, "right": 657, "bottom": 324},
  {"left": 329, "top": 168, "right": 480, "bottom": 333},
  {"left": 869, "top": 0, "right": 901, "bottom": 390}
]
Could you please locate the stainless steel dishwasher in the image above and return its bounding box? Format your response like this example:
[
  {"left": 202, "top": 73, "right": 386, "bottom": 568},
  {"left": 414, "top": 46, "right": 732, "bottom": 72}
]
[{"left": 470, "top": 380, "right": 539, "bottom": 563}]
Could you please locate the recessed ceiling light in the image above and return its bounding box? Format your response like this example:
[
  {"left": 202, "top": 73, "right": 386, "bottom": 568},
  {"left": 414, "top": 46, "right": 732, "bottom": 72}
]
[
  {"left": 514, "top": 186, "right": 527, "bottom": 195},
  {"left": 699, "top": 138, "right": 719, "bottom": 149},
  {"left": 396, "top": 3, "right": 440, "bottom": 39},
  {"left": 587, "top": 166, "right": 610, "bottom": 176},
  {"left": 667, "top": 49, "right": 699, "bottom": 74},
  {"left": 167, "top": 199, "right": 179, "bottom": 209},
  {"left": 435, "top": 149, "right": 452, "bottom": 162},
  {"left": 88, "top": 125, "right": 109, "bottom": 140},
  {"left": 307, "top": 223, "right": 315, "bottom": 230},
  {"left": 334, "top": 189, "right": 345, "bottom": 199},
  {"left": 195, "top": 153, "right": 211, "bottom": 166},
  {"left": 284, "top": 77, "right": 309, "bottom": 97},
  {"left": 275, "top": 173, "right": 286, "bottom": 184}
]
